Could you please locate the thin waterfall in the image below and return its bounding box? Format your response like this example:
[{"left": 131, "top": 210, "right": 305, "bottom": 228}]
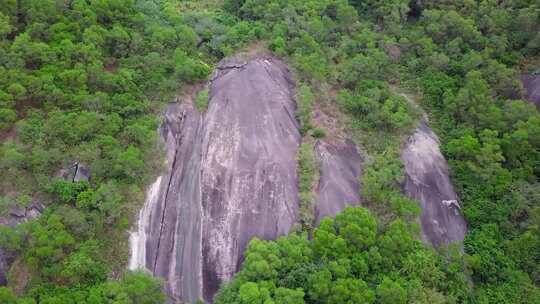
[{"left": 129, "top": 176, "right": 163, "bottom": 271}]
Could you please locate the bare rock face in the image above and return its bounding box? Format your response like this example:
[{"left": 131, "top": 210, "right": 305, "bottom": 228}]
[
  {"left": 521, "top": 74, "right": 540, "bottom": 110},
  {"left": 57, "top": 162, "right": 90, "bottom": 182},
  {"left": 130, "top": 55, "right": 300, "bottom": 303},
  {"left": 401, "top": 120, "right": 467, "bottom": 247},
  {"left": 0, "top": 249, "right": 8, "bottom": 285},
  {"left": 314, "top": 139, "right": 363, "bottom": 224}
]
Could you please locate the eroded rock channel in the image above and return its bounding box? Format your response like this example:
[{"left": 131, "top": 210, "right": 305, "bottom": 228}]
[{"left": 129, "top": 55, "right": 301, "bottom": 303}]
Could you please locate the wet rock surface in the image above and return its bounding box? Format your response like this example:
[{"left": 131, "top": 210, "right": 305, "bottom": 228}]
[
  {"left": 130, "top": 55, "right": 301, "bottom": 303},
  {"left": 314, "top": 139, "right": 363, "bottom": 224},
  {"left": 401, "top": 120, "right": 467, "bottom": 247},
  {"left": 521, "top": 74, "right": 540, "bottom": 110}
]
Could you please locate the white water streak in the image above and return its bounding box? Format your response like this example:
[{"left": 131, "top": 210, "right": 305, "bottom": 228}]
[{"left": 129, "top": 176, "right": 163, "bottom": 271}]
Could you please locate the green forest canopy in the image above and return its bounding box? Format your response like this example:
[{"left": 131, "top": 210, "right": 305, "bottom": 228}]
[{"left": 0, "top": 0, "right": 539, "bottom": 303}]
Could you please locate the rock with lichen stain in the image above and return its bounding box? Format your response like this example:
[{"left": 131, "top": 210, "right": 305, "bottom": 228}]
[
  {"left": 401, "top": 120, "right": 467, "bottom": 247},
  {"left": 314, "top": 139, "right": 363, "bottom": 224}
]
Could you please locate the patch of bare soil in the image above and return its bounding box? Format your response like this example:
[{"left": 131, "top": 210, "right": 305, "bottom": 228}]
[
  {"left": 311, "top": 84, "right": 352, "bottom": 145},
  {"left": 8, "top": 258, "right": 31, "bottom": 296},
  {"left": 233, "top": 41, "right": 273, "bottom": 62},
  {"left": 103, "top": 64, "right": 118, "bottom": 74},
  {"left": 176, "top": 81, "right": 207, "bottom": 105},
  {"left": 0, "top": 126, "right": 16, "bottom": 143}
]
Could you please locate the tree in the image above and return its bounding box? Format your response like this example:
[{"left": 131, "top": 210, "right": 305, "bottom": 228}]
[
  {"left": 0, "top": 108, "right": 16, "bottom": 130},
  {"left": 0, "top": 287, "right": 17, "bottom": 304},
  {"left": 376, "top": 278, "right": 406, "bottom": 304}
]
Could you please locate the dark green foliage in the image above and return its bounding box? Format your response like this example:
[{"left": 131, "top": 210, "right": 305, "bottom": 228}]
[
  {"left": 0, "top": 0, "right": 254, "bottom": 301},
  {"left": 215, "top": 207, "right": 469, "bottom": 304},
  {"left": 0, "top": 0, "right": 538, "bottom": 302},
  {"left": 297, "top": 143, "right": 318, "bottom": 231},
  {"left": 296, "top": 84, "right": 314, "bottom": 135},
  {"left": 393, "top": 1, "right": 540, "bottom": 301},
  {"left": 220, "top": 0, "right": 540, "bottom": 302}
]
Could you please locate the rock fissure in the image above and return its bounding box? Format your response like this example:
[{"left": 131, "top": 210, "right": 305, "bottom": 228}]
[{"left": 152, "top": 145, "right": 179, "bottom": 273}]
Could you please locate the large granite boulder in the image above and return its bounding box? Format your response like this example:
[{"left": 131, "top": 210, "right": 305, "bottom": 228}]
[
  {"left": 401, "top": 120, "right": 467, "bottom": 246},
  {"left": 129, "top": 55, "right": 301, "bottom": 303},
  {"left": 314, "top": 139, "right": 363, "bottom": 224}
]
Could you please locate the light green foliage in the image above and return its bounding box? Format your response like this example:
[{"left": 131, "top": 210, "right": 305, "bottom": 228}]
[
  {"left": 195, "top": 89, "right": 209, "bottom": 111},
  {"left": 297, "top": 143, "right": 318, "bottom": 230},
  {"left": 338, "top": 80, "right": 413, "bottom": 132},
  {"left": 215, "top": 207, "right": 469, "bottom": 304},
  {"left": 0, "top": 287, "right": 17, "bottom": 304},
  {"left": 223, "top": 1, "right": 540, "bottom": 302},
  {"left": 0, "top": 108, "right": 16, "bottom": 130},
  {"left": 296, "top": 84, "right": 314, "bottom": 134},
  {"left": 0, "top": 0, "right": 255, "bottom": 301},
  {"left": 377, "top": 278, "right": 407, "bottom": 304},
  {"left": 0, "top": 0, "right": 538, "bottom": 302},
  {"left": 362, "top": 151, "right": 420, "bottom": 220}
]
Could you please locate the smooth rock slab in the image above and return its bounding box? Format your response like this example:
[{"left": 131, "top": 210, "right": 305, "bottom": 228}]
[
  {"left": 314, "top": 139, "right": 363, "bottom": 224},
  {"left": 130, "top": 55, "right": 301, "bottom": 303},
  {"left": 521, "top": 74, "right": 540, "bottom": 110},
  {"left": 401, "top": 120, "right": 467, "bottom": 247}
]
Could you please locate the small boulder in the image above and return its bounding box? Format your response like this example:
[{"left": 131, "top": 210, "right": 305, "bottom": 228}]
[
  {"left": 74, "top": 163, "right": 90, "bottom": 182},
  {"left": 9, "top": 207, "right": 25, "bottom": 218}
]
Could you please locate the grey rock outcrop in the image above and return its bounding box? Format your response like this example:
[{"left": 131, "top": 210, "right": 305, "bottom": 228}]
[
  {"left": 314, "top": 139, "right": 363, "bottom": 224},
  {"left": 401, "top": 120, "right": 467, "bottom": 247},
  {"left": 129, "top": 55, "right": 301, "bottom": 303},
  {"left": 521, "top": 74, "right": 540, "bottom": 110},
  {"left": 58, "top": 162, "right": 90, "bottom": 182},
  {"left": 0, "top": 248, "right": 9, "bottom": 285}
]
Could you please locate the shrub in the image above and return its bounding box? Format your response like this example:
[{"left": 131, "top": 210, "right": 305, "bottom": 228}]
[
  {"left": 195, "top": 89, "right": 209, "bottom": 111},
  {"left": 311, "top": 128, "right": 326, "bottom": 139}
]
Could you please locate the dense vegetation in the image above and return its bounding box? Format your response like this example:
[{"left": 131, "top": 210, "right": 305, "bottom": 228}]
[
  {"left": 215, "top": 0, "right": 540, "bottom": 303},
  {"left": 216, "top": 207, "right": 468, "bottom": 304},
  {"left": 0, "top": 0, "right": 245, "bottom": 302},
  {"left": 0, "top": 0, "right": 539, "bottom": 303}
]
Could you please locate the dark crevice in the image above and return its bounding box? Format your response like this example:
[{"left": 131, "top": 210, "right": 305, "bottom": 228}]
[{"left": 151, "top": 112, "right": 185, "bottom": 273}]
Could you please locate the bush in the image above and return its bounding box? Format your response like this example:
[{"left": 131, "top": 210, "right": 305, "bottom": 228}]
[
  {"left": 296, "top": 84, "right": 314, "bottom": 135},
  {"left": 297, "top": 143, "right": 318, "bottom": 230},
  {"left": 0, "top": 108, "right": 16, "bottom": 130},
  {"left": 195, "top": 89, "right": 209, "bottom": 111},
  {"left": 311, "top": 128, "right": 326, "bottom": 139}
]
